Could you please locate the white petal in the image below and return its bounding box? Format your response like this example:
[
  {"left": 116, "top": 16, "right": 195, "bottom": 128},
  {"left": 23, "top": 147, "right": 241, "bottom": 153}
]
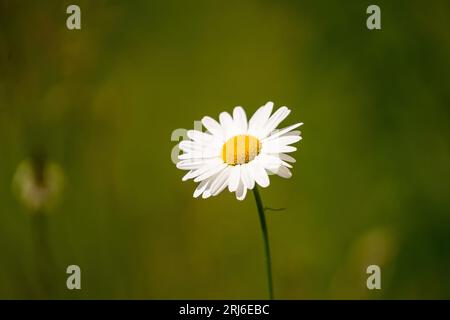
[
  {"left": 241, "top": 163, "right": 255, "bottom": 190},
  {"left": 233, "top": 106, "right": 248, "bottom": 133},
  {"left": 182, "top": 159, "right": 223, "bottom": 181},
  {"left": 262, "top": 144, "right": 297, "bottom": 153},
  {"left": 193, "top": 179, "right": 209, "bottom": 198},
  {"left": 179, "top": 140, "right": 218, "bottom": 153},
  {"left": 214, "top": 181, "right": 230, "bottom": 196},
  {"left": 199, "top": 172, "right": 220, "bottom": 199},
  {"left": 182, "top": 170, "right": 194, "bottom": 181},
  {"left": 194, "top": 163, "right": 228, "bottom": 182},
  {"left": 269, "top": 166, "right": 292, "bottom": 179},
  {"left": 257, "top": 153, "right": 283, "bottom": 170},
  {"left": 202, "top": 116, "right": 224, "bottom": 140},
  {"left": 202, "top": 189, "right": 212, "bottom": 199},
  {"left": 266, "top": 135, "right": 302, "bottom": 147},
  {"left": 260, "top": 106, "right": 290, "bottom": 138},
  {"left": 178, "top": 151, "right": 219, "bottom": 160},
  {"left": 262, "top": 136, "right": 300, "bottom": 153},
  {"left": 263, "top": 123, "right": 303, "bottom": 142},
  {"left": 187, "top": 130, "right": 217, "bottom": 144},
  {"left": 235, "top": 181, "right": 247, "bottom": 201},
  {"left": 248, "top": 159, "right": 270, "bottom": 188},
  {"left": 228, "top": 165, "right": 241, "bottom": 192},
  {"left": 282, "top": 130, "right": 301, "bottom": 137},
  {"left": 210, "top": 167, "right": 232, "bottom": 196},
  {"left": 278, "top": 153, "right": 296, "bottom": 163},
  {"left": 281, "top": 160, "right": 292, "bottom": 168},
  {"left": 248, "top": 102, "right": 273, "bottom": 136},
  {"left": 219, "top": 111, "right": 236, "bottom": 139},
  {"left": 176, "top": 159, "right": 209, "bottom": 170}
]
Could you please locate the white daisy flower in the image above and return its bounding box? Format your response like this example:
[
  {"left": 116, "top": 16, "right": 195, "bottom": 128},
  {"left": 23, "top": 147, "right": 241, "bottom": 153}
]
[{"left": 176, "top": 101, "right": 303, "bottom": 200}]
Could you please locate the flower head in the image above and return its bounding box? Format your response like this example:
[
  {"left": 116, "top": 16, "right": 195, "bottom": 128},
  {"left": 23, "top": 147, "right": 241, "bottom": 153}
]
[
  {"left": 176, "top": 101, "right": 303, "bottom": 200},
  {"left": 12, "top": 159, "right": 64, "bottom": 213}
]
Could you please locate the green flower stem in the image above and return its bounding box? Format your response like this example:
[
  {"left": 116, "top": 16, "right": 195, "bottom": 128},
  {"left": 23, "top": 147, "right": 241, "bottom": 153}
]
[{"left": 252, "top": 186, "right": 274, "bottom": 300}]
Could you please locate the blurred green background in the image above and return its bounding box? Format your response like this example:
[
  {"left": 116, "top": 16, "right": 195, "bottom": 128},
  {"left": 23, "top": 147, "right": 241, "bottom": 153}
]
[{"left": 1, "top": 0, "right": 450, "bottom": 299}]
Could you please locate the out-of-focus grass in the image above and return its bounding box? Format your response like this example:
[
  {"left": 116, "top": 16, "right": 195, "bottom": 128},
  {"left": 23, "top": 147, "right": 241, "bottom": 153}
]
[{"left": 1, "top": 0, "right": 450, "bottom": 299}]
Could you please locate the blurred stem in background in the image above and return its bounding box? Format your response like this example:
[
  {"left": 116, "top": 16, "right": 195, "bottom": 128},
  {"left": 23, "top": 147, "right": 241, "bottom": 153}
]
[
  {"left": 12, "top": 150, "right": 63, "bottom": 298},
  {"left": 29, "top": 153, "right": 56, "bottom": 298},
  {"left": 252, "top": 186, "right": 274, "bottom": 300},
  {"left": 31, "top": 211, "right": 55, "bottom": 298}
]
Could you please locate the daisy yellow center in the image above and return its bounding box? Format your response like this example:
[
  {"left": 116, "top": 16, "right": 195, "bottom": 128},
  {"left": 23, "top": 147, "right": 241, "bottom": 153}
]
[{"left": 222, "top": 135, "right": 261, "bottom": 165}]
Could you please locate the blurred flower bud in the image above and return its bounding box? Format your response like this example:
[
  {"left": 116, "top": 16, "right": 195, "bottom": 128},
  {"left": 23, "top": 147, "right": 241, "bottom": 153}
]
[{"left": 12, "top": 158, "right": 64, "bottom": 213}]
